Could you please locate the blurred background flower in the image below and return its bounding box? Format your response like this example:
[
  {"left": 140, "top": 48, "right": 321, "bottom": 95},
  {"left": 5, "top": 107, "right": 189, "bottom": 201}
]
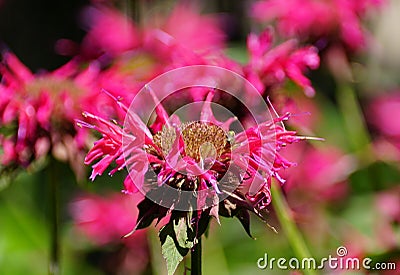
[
  {"left": 70, "top": 192, "right": 151, "bottom": 274},
  {"left": 251, "top": 0, "right": 384, "bottom": 53}
]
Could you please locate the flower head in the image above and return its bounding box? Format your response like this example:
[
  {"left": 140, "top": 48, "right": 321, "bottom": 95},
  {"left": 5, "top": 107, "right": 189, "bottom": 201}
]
[
  {"left": 80, "top": 85, "right": 309, "bottom": 239},
  {"left": 59, "top": 4, "right": 238, "bottom": 107},
  {"left": 80, "top": 6, "right": 140, "bottom": 59},
  {"left": 251, "top": 0, "right": 384, "bottom": 52},
  {"left": 145, "top": 3, "right": 225, "bottom": 53},
  {"left": 368, "top": 92, "right": 400, "bottom": 138},
  {"left": 70, "top": 192, "right": 150, "bottom": 274},
  {"left": 65, "top": 4, "right": 226, "bottom": 64},
  {"left": 71, "top": 192, "right": 147, "bottom": 245},
  {"left": 284, "top": 145, "right": 352, "bottom": 202},
  {"left": 0, "top": 52, "right": 117, "bottom": 178},
  {"left": 245, "top": 29, "right": 320, "bottom": 96},
  {"left": 368, "top": 92, "right": 400, "bottom": 162}
]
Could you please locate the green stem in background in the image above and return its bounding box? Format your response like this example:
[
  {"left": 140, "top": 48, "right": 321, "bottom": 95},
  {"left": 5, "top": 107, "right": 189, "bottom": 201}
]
[
  {"left": 48, "top": 161, "right": 60, "bottom": 275},
  {"left": 271, "top": 181, "right": 316, "bottom": 275},
  {"left": 148, "top": 228, "right": 168, "bottom": 275},
  {"left": 336, "top": 83, "right": 372, "bottom": 160},
  {"left": 191, "top": 236, "right": 202, "bottom": 275}
]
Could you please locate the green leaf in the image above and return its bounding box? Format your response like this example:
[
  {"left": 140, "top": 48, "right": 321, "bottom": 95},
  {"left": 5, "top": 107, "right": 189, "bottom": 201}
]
[
  {"left": 161, "top": 233, "right": 185, "bottom": 275},
  {"left": 159, "top": 214, "right": 192, "bottom": 275},
  {"left": 174, "top": 215, "right": 194, "bottom": 249},
  {"left": 158, "top": 210, "right": 213, "bottom": 274}
]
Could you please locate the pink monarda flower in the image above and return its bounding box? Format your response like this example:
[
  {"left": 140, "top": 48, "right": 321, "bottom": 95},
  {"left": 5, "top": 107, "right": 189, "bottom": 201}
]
[
  {"left": 368, "top": 92, "right": 400, "bottom": 138},
  {"left": 71, "top": 193, "right": 147, "bottom": 245},
  {"left": 79, "top": 6, "right": 141, "bottom": 59},
  {"left": 251, "top": 0, "right": 384, "bottom": 52},
  {"left": 70, "top": 192, "right": 150, "bottom": 274},
  {"left": 78, "top": 87, "right": 312, "bottom": 242},
  {"left": 145, "top": 3, "right": 226, "bottom": 55},
  {"left": 65, "top": 4, "right": 226, "bottom": 63},
  {"left": 58, "top": 4, "right": 236, "bottom": 105},
  {"left": 284, "top": 145, "right": 352, "bottom": 202},
  {"left": 245, "top": 29, "right": 320, "bottom": 96},
  {"left": 0, "top": 52, "right": 108, "bottom": 177},
  {"left": 368, "top": 92, "right": 400, "bottom": 162}
]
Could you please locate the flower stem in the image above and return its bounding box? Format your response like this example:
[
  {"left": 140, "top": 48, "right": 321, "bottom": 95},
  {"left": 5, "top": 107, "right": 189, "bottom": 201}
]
[
  {"left": 48, "top": 161, "right": 60, "bottom": 275},
  {"left": 336, "top": 83, "right": 371, "bottom": 159},
  {"left": 271, "top": 181, "right": 316, "bottom": 275},
  {"left": 191, "top": 236, "right": 202, "bottom": 275}
]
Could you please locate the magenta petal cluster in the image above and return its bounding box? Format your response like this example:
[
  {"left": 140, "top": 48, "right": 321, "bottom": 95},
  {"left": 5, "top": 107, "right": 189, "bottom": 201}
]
[
  {"left": 245, "top": 29, "right": 320, "bottom": 96},
  {"left": 80, "top": 6, "right": 141, "bottom": 58},
  {"left": 70, "top": 193, "right": 150, "bottom": 273},
  {"left": 60, "top": 4, "right": 320, "bottom": 106},
  {"left": 71, "top": 193, "right": 143, "bottom": 244},
  {"left": 0, "top": 53, "right": 79, "bottom": 168},
  {"left": 251, "top": 0, "right": 384, "bottom": 51},
  {"left": 60, "top": 4, "right": 237, "bottom": 107},
  {"left": 81, "top": 88, "right": 305, "bottom": 218},
  {"left": 368, "top": 92, "right": 400, "bottom": 162},
  {"left": 0, "top": 52, "right": 113, "bottom": 177},
  {"left": 284, "top": 145, "right": 351, "bottom": 202},
  {"left": 368, "top": 92, "right": 400, "bottom": 138},
  {"left": 72, "top": 4, "right": 226, "bottom": 63}
]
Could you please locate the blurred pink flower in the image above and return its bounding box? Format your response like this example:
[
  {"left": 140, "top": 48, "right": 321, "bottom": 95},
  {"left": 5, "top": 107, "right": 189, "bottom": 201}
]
[
  {"left": 67, "top": 4, "right": 225, "bottom": 63},
  {"left": 368, "top": 92, "right": 400, "bottom": 162},
  {"left": 150, "top": 3, "right": 225, "bottom": 54},
  {"left": 284, "top": 145, "right": 352, "bottom": 202},
  {"left": 376, "top": 188, "right": 400, "bottom": 223},
  {"left": 80, "top": 6, "right": 140, "bottom": 59},
  {"left": 60, "top": 4, "right": 320, "bottom": 104},
  {"left": 274, "top": 91, "right": 321, "bottom": 131},
  {"left": 251, "top": 0, "right": 384, "bottom": 52},
  {"left": 93, "top": 50, "right": 242, "bottom": 107},
  {"left": 71, "top": 192, "right": 146, "bottom": 244},
  {"left": 58, "top": 4, "right": 236, "bottom": 105},
  {"left": 70, "top": 192, "right": 149, "bottom": 273},
  {"left": 0, "top": 53, "right": 118, "bottom": 177},
  {"left": 369, "top": 92, "right": 400, "bottom": 138},
  {"left": 245, "top": 29, "right": 319, "bottom": 96},
  {"left": 373, "top": 139, "right": 400, "bottom": 163}
]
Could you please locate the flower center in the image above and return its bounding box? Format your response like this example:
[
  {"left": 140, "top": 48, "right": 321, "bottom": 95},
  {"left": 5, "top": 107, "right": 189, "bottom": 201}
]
[
  {"left": 153, "top": 121, "right": 230, "bottom": 162},
  {"left": 181, "top": 121, "right": 229, "bottom": 161}
]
